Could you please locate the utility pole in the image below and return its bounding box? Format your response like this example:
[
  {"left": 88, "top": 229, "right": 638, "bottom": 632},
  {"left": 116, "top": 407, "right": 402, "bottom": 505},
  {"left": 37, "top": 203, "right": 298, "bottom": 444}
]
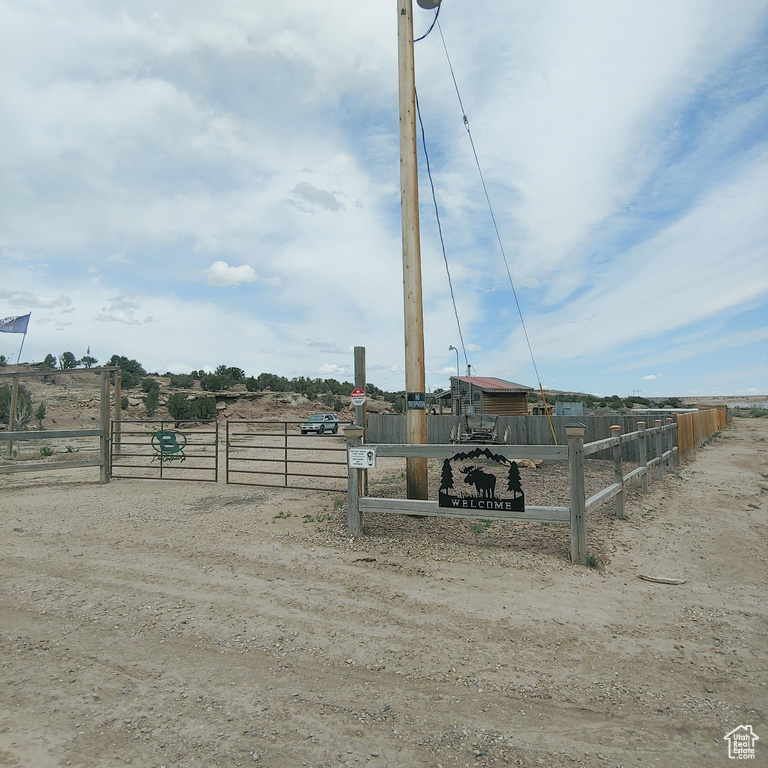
[{"left": 398, "top": 0, "right": 428, "bottom": 499}]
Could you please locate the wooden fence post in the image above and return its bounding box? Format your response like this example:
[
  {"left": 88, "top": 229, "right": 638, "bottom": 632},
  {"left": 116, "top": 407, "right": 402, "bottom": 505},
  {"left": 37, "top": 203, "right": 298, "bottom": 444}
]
[
  {"left": 354, "top": 346, "right": 367, "bottom": 497},
  {"left": 344, "top": 425, "right": 365, "bottom": 537},
  {"left": 665, "top": 418, "right": 675, "bottom": 472},
  {"left": 7, "top": 374, "right": 19, "bottom": 458},
  {"left": 637, "top": 422, "right": 648, "bottom": 493},
  {"left": 610, "top": 424, "right": 625, "bottom": 519},
  {"left": 654, "top": 419, "right": 663, "bottom": 483},
  {"left": 566, "top": 422, "right": 587, "bottom": 565},
  {"left": 112, "top": 369, "right": 122, "bottom": 455},
  {"left": 99, "top": 370, "right": 111, "bottom": 484}
]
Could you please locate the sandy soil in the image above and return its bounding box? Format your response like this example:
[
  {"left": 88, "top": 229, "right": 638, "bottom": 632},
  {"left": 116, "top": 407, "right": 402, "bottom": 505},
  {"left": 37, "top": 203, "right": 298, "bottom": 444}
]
[{"left": 1, "top": 417, "right": 767, "bottom": 768}]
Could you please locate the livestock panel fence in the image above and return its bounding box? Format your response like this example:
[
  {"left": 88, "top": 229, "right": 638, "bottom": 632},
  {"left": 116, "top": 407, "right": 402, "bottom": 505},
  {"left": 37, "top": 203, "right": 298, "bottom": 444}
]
[
  {"left": 110, "top": 419, "right": 219, "bottom": 482},
  {"left": 225, "top": 420, "right": 349, "bottom": 492},
  {"left": 345, "top": 419, "right": 680, "bottom": 565}
]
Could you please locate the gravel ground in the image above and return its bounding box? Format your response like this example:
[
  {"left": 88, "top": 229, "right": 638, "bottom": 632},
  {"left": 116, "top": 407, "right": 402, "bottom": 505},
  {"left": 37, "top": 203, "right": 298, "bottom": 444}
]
[{"left": 1, "top": 419, "right": 766, "bottom": 768}]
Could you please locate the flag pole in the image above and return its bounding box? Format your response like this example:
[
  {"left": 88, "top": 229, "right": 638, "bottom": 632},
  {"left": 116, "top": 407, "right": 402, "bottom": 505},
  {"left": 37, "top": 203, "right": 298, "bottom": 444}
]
[{"left": 16, "top": 332, "right": 27, "bottom": 370}]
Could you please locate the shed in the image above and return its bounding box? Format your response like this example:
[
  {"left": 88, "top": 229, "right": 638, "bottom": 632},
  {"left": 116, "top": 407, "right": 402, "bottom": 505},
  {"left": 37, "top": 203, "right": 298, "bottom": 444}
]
[{"left": 450, "top": 376, "right": 533, "bottom": 416}]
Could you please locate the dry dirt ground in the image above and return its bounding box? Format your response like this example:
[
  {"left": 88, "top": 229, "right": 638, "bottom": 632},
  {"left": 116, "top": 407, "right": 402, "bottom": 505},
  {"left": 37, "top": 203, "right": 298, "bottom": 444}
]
[{"left": 1, "top": 417, "right": 767, "bottom": 768}]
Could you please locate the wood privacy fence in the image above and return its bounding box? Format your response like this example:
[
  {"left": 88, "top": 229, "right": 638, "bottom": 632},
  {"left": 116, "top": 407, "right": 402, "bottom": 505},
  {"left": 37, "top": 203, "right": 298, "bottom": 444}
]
[
  {"left": 676, "top": 407, "right": 728, "bottom": 462},
  {"left": 346, "top": 420, "right": 680, "bottom": 565},
  {"left": 366, "top": 411, "right": 725, "bottom": 463}
]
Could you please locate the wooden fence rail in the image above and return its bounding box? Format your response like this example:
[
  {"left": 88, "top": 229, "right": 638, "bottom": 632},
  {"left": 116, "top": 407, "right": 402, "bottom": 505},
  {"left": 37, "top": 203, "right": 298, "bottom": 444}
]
[{"left": 0, "top": 428, "right": 106, "bottom": 478}]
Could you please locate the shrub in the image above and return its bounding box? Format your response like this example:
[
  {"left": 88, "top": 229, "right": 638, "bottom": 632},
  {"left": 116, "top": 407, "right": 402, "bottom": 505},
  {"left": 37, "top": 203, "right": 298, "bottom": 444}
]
[
  {"left": 168, "top": 374, "right": 194, "bottom": 389},
  {"left": 194, "top": 397, "right": 217, "bottom": 420},
  {"left": 141, "top": 378, "right": 160, "bottom": 416},
  {"left": 167, "top": 393, "right": 216, "bottom": 421},
  {"left": 0, "top": 383, "right": 33, "bottom": 427},
  {"left": 199, "top": 373, "right": 227, "bottom": 391},
  {"left": 166, "top": 392, "right": 192, "bottom": 421}
]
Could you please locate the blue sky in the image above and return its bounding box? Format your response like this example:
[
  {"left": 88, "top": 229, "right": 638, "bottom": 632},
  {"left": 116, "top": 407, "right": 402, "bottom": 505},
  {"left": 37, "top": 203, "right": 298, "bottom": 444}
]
[{"left": 1, "top": 0, "right": 766, "bottom": 397}]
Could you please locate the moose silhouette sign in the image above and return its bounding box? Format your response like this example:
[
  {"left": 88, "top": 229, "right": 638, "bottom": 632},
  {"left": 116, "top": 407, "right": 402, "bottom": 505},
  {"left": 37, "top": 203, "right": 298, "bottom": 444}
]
[{"left": 439, "top": 447, "right": 524, "bottom": 512}]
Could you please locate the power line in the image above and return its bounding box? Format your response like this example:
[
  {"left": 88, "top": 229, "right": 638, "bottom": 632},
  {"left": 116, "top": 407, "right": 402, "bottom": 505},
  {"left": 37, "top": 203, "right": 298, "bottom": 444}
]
[
  {"left": 429, "top": 18, "right": 557, "bottom": 438},
  {"left": 415, "top": 90, "right": 471, "bottom": 375}
]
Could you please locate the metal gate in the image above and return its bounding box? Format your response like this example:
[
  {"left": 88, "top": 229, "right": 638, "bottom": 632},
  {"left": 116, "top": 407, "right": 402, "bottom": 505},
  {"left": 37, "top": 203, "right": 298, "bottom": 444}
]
[
  {"left": 225, "top": 420, "right": 348, "bottom": 492},
  {"left": 110, "top": 419, "right": 219, "bottom": 481}
]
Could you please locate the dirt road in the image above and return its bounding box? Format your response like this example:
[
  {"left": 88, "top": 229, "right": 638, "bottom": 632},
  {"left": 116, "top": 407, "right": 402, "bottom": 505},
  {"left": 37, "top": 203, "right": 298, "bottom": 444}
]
[{"left": 1, "top": 418, "right": 766, "bottom": 768}]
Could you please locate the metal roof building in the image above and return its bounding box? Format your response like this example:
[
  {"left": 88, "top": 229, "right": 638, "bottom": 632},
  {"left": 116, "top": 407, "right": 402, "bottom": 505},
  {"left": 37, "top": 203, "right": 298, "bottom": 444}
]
[{"left": 448, "top": 376, "right": 533, "bottom": 416}]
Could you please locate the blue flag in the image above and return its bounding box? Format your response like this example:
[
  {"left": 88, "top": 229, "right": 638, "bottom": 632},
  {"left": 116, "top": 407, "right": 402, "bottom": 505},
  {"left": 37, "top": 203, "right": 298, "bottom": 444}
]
[{"left": 0, "top": 313, "right": 31, "bottom": 334}]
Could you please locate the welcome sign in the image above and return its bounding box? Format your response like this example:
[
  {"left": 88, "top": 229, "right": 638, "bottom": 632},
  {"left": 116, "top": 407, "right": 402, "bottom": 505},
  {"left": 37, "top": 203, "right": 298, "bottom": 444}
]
[{"left": 438, "top": 447, "right": 525, "bottom": 512}]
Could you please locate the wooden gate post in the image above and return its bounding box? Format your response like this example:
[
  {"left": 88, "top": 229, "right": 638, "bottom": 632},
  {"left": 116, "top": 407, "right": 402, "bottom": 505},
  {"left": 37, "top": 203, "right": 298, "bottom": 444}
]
[
  {"left": 99, "top": 370, "right": 111, "bottom": 484},
  {"left": 566, "top": 422, "right": 587, "bottom": 565},
  {"left": 610, "top": 425, "right": 625, "bottom": 519},
  {"left": 112, "top": 369, "right": 122, "bottom": 454},
  {"left": 637, "top": 422, "right": 648, "bottom": 493},
  {"left": 344, "top": 424, "right": 365, "bottom": 537}
]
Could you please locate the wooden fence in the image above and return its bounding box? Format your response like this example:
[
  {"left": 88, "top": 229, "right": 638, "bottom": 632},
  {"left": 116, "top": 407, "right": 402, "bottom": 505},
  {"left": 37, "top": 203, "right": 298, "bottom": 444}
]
[
  {"left": 0, "top": 367, "right": 119, "bottom": 482},
  {"left": 366, "top": 411, "right": 723, "bottom": 463},
  {"left": 676, "top": 407, "right": 728, "bottom": 462},
  {"left": 345, "top": 421, "right": 679, "bottom": 565}
]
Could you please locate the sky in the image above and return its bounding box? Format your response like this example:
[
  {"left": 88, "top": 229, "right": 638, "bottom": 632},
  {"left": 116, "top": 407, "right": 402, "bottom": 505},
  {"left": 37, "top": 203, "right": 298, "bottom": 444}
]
[{"left": 1, "top": 0, "right": 767, "bottom": 398}]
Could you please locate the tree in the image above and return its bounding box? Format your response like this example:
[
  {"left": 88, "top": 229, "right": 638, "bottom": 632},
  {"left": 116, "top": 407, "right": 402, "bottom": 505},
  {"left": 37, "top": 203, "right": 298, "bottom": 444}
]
[
  {"left": 41, "top": 354, "right": 57, "bottom": 370},
  {"left": 34, "top": 402, "right": 46, "bottom": 427},
  {"left": 215, "top": 365, "right": 245, "bottom": 384},
  {"left": 81, "top": 355, "right": 98, "bottom": 368},
  {"left": 107, "top": 355, "right": 146, "bottom": 388},
  {"left": 0, "top": 354, "right": 7, "bottom": 367},
  {"left": 59, "top": 351, "right": 79, "bottom": 369}
]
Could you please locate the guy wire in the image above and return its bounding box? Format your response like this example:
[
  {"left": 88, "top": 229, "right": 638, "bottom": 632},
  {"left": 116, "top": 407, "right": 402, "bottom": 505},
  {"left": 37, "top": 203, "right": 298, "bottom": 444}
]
[{"left": 434, "top": 19, "right": 557, "bottom": 442}]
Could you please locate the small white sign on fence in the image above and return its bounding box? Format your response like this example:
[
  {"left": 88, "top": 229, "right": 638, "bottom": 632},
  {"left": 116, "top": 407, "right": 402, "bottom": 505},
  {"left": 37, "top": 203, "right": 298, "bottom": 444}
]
[{"left": 348, "top": 446, "right": 376, "bottom": 469}]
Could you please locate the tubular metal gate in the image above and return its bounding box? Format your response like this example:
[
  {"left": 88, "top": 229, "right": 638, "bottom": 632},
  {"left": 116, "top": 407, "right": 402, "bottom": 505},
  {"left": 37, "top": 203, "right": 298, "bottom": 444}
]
[
  {"left": 225, "top": 420, "right": 348, "bottom": 492},
  {"left": 110, "top": 419, "right": 219, "bottom": 482}
]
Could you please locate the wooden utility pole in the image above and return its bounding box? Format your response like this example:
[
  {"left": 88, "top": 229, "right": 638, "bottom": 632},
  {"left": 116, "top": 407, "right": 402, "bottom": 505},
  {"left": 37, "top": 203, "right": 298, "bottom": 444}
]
[{"left": 398, "top": 0, "right": 428, "bottom": 500}]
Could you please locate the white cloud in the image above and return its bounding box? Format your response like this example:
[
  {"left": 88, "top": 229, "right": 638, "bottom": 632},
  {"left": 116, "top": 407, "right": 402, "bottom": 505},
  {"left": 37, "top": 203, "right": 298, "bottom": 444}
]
[
  {"left": 0, "top": 0, "right": 765, "bottom": 395},
  {"left": 206, "top": 261, "right": 259, "bottom": 287}
]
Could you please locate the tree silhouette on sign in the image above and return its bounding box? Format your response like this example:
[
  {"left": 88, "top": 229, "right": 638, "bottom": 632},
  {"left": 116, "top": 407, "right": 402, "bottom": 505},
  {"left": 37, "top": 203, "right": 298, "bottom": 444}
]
[
  {"left": 507, "top": 461, "right": 523, "bottom": 498},
  {"left": 440, "top": 459, "right": 454, "bottom": 492}
]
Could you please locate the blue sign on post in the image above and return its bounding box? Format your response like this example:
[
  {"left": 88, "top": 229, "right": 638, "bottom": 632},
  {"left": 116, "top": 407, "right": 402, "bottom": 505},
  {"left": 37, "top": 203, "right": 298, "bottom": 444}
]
[{"left": 407, "top": 392, "right": 426, "bottom": 410}]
